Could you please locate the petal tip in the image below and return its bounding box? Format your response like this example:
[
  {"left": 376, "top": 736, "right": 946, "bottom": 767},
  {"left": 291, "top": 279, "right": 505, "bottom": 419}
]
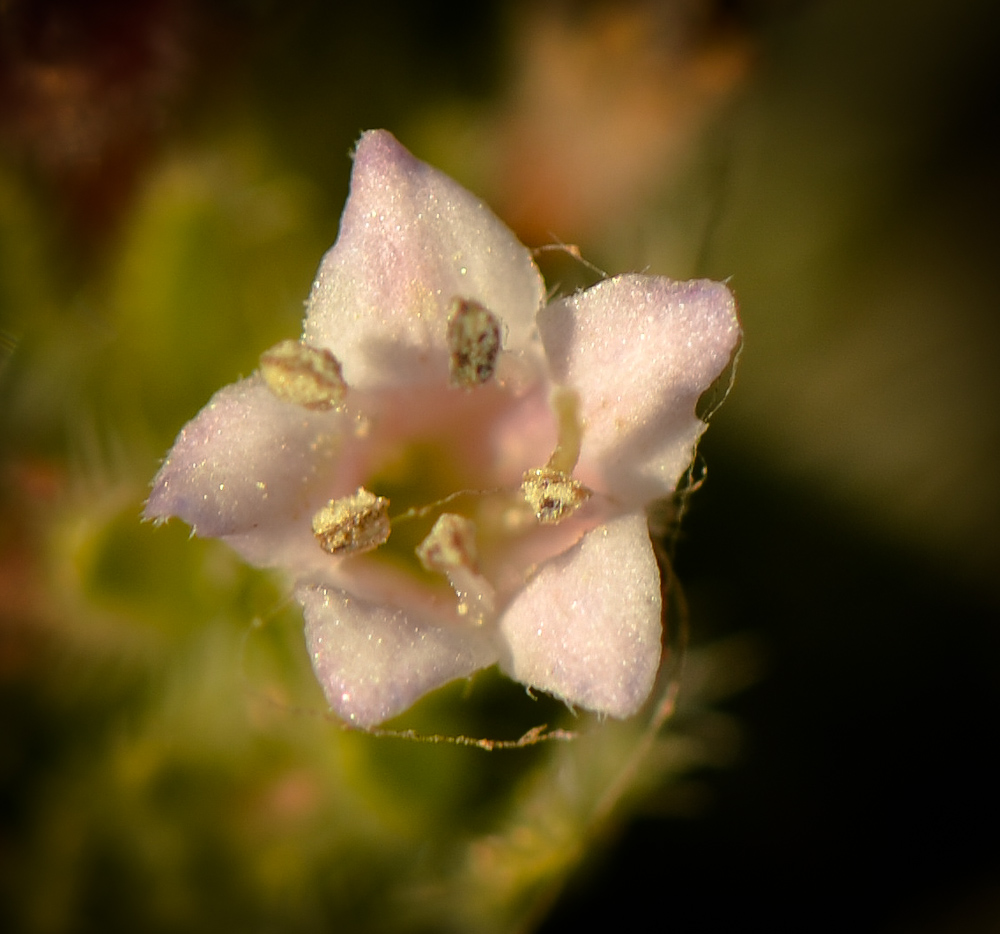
[
  {"left": 499, "top": 513, "right": 662, "bottom": 718},
  {"left": 351, "top": 128, "right": 417, "bottom": 179}
]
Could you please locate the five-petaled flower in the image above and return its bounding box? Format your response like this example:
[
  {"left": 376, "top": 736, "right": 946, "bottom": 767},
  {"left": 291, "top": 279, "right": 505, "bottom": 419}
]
[{"left": 145, "top": 130, "right": 741, "bottom": 728}]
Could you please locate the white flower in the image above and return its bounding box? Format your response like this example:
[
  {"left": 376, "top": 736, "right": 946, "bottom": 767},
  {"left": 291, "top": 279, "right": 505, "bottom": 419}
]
[{"left": 145, "top": 130, "right": 740, "bottom": 728}]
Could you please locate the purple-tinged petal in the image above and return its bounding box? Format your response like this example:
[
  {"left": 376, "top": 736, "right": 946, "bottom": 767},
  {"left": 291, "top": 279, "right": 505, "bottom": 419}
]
[
  {"left": 304, "top": 130, "right": 546, "bottom": 389},
  {"left": 497, "top": 512, "right": 662, "bottom": 718},
  {"left": 144, "top": 375, "right": 347, "bottom": 541},
  {"left": 539, "top": 274, "right": 740, "bottom": 506},
  {"left": 299, "top": 583, "right": 500, "bottom": 728}
]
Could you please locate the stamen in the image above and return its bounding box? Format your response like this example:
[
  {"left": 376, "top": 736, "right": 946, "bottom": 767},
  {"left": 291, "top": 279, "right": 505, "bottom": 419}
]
[
  {"left": 521, "top": 468, "right": 592, "bottom": 524},
  {"left": 312, "top": 488, "right": 390, "bottom": 556},
  {"left": 447, "top": 298, "right": 502, "bottom": 388},
  {"left": 261, "top": 339, "right": 347, "bottom": 410},
  {"left": 416, "top": 512, "right": 479, "bottom": 573},
  {"left": 416, "top": 513, "right": 496, "bottom": 625},
  {"left": 545, "top": 387, "right": 583, "bottom": 474}
]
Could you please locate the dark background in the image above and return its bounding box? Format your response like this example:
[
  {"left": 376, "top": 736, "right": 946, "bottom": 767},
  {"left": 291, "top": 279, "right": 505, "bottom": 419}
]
[{"left": 2, "top": 1, "right": 998, "bottom": 931}]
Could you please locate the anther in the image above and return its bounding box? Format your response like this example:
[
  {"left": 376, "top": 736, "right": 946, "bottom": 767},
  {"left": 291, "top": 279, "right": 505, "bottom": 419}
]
[
  {"left": 416, "top": 513, "right": 495, "bottom": 625},
  {"left": 260, "top": 339, "right": 347, "bottom": 410},
  {"left": 312, "top": 488, "right": 390, "bottom": 556},
  {"left": 521, "top": 468, "right": 592, "bottom": 524},
  {"left": 447, "top": 298, "right": 502, "bottom": 388},
  {"left": 416, "top": 513, "right": 479, "bottom": 573}
]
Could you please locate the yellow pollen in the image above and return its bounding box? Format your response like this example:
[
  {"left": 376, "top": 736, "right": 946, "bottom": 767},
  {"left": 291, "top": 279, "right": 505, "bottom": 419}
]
[
  {"left": 521, "top": 468, "right": 591, "bottom": 524},
  {"left": 312, "top": 487, "right": 390, "bottom": 555},
  {"left": 260, "top": 339, "right": 347, "bottom": 410}
]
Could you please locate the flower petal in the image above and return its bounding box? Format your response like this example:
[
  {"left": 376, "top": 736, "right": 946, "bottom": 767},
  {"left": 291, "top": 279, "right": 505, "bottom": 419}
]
[
  {"left": 304, "top": 130, "right": 546, "bottom": 389},
  {"left": 538, "top": 274, "right": 740, "bottom": 505},
  {"left": 299, "top": 583, "right": 500, "bottom": 727},
  {"left": 498, "top": 511, "right": 662, "bottom": 718},
  {"left": 144, "top": 374, "right": 346, "bottom": 542}
]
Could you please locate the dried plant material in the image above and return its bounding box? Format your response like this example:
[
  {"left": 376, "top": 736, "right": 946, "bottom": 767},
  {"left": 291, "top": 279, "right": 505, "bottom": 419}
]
[
  {"left": 521, "top": 467, "right": 592, "bottom": 524},
  {"left": 312, "top": 488, "right": 390, "bottom": 556},
  {"left": 361, "top": 723, "right": 577, "bottom": 749},
  {"left": 447, "top": 298, "right": 502, "bottom": 388},
  {"left": 260, "top": 339, "right": 347, "bottom": 410}
]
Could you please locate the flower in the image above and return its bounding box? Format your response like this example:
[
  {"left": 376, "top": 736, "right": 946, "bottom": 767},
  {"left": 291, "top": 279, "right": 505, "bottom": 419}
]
[{"left": 145, "top": 130, "right": 740, "bottom": 728}]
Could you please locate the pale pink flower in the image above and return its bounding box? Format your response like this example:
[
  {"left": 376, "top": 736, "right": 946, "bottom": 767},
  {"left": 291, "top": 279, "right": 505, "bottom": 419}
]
[{"left": 145, "top": 130, "right": 740, "bottom": 728}]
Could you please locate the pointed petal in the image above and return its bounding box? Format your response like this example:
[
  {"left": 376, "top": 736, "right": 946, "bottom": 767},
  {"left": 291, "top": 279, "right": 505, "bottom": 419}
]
[
  {"left": 299, "top": 583, "right": 500, "bottom": 728},
  {"left": 304, "top": 130, "right": 546, "bottom": 389},
  {"left": 498, "top": 512, "right": 662, "bottom": 718},
  {"left": 539, "top": 274, "right": 740, "bottom": 505},
  {"left": 144, "top": 375, "right": 347, "bottom": 542}
]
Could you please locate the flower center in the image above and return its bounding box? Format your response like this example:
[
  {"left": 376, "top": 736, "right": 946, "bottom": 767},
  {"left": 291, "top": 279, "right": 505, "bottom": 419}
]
[
  {"left": 355, "top": 386, "right": 539, "bottom": 619},
  {"left": 260, "top": 298, "right": 597, "bottom": 626}
]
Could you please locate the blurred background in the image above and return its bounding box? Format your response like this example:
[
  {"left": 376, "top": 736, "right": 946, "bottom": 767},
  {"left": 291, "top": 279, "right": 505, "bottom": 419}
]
[{"left": 1, "top": 0, "right": 998, "bottom": 931}]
